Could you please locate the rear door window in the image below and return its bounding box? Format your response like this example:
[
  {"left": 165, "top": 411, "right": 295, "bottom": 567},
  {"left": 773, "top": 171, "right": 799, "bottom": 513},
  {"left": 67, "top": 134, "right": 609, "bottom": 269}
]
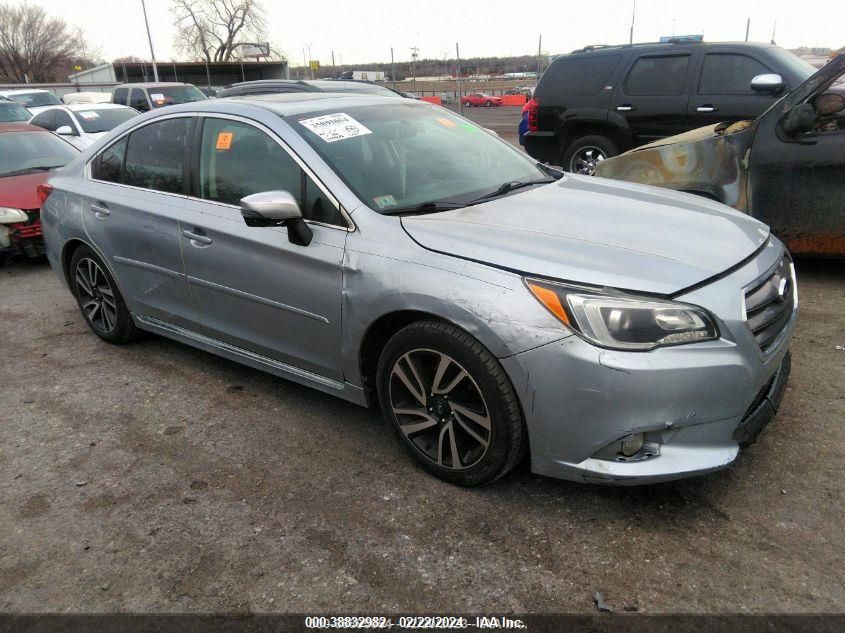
[
  {"left": 699, "top": 53, "right": 772, "bottom": 94},
  {"left": 625, "top": 55, "right": 691, "bottom": 95},
  {"left": 130, "top": 89, "right": 150, "bottom": 112},
  {"left": 30, "top": 110, "right": 57, "bottom": 131},
  {"left": 124, "top": 117, "right": 190, "bottom": 194},
  {"left": 539, "top": 55, "right": 622, "bottom": 96},
  {"left": 112, "top": 88, "right": 128, "bottom": 105}
]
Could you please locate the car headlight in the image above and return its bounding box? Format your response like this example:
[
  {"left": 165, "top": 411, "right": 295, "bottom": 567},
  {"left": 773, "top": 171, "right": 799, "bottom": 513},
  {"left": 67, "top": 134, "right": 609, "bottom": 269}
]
[
  {"left": 526, "top": 279, "right": 719, "bottom": 351},
  {"left": 0, "top": 207, "right": 28, "bottom": 224}
]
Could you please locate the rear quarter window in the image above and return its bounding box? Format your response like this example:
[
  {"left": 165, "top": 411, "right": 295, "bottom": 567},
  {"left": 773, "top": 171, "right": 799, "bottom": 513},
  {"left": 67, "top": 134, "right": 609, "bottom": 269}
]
[{"left": 537, "top": 54, "right": 622, "bottom": 98}]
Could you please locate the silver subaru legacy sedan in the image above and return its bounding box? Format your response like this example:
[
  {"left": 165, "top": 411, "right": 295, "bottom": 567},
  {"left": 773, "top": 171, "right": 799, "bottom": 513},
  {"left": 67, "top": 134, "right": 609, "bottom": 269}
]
[{"left": 41, "top": 93, "right": 796, "bottom": 486}]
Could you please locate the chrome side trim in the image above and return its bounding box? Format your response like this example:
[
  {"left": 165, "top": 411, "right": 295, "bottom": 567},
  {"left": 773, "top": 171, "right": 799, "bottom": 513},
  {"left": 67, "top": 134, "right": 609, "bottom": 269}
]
[
  {"left": 186, "top": 275, "right": 330, "bottom": 324},
  {"left": 113, "top": 255, "right": 186, "bottom": 280},
  {"left": 133, "top": 314, "right": 367, "bottom": 406}
]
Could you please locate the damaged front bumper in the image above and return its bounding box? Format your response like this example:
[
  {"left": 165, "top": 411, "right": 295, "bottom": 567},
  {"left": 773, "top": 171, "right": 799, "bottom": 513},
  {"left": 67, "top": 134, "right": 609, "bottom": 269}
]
[{"left": 501, "top": 242, "right": 796, "bottom": 486}]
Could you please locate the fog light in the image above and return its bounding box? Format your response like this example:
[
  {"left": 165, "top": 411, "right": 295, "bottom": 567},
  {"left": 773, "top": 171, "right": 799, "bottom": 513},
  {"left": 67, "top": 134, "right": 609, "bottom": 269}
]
[{"left": 620, "top": 433, "right": 645, "bottom": 457}]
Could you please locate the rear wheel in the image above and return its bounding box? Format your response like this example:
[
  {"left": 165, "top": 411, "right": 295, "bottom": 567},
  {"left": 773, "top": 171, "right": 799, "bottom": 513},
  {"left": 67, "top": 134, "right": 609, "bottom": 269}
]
[
  {"left": 70, "top": 245, "right": 138, "bottom": 344},
  {"left": 562, "top": 134, "right": 619, "bottom": 175},
  {"left": 485, "top": 100, "right": 493, "bottom": 107},
  {"left": 376, "top": 321, "right": 525, "bottom": 486}
]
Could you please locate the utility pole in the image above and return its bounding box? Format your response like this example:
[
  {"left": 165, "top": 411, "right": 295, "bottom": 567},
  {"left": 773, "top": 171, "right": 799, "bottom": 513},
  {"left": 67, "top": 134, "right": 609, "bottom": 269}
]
[
  {"left": 770, "top": 18, "right": 777, "bottom": 44},
  {"left": 140, "top": 0, "right": 159, "bottom": 82},
  {"left": 411, "top": 46, "right": 419, "bottom": 92},
  {"left": 629, "top": 0, "right": 636, "bottom": 45},
  {"left": 456, "top": 42, "right": 463, "bottom": 115},
  {"left": 391, "top": 47, "right": 396, "bottom": 89},
  {"left": 332, "top": 51, "right": 335, "bottom": 66},
  {"left": 745, "top": 18, "right": 750, "bottom": 42},
  {"left": 535, "top": 35, "right": 542, "bottom": 80}
]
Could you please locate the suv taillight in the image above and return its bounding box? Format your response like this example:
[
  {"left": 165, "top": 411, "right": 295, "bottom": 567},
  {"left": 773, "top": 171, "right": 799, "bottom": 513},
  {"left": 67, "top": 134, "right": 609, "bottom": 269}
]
[
  {"left": 527, "top": 98, "right": 539, "bottom": 132},
  {"left": 37, "top": 184, "right": 53, "bottom": 206}
]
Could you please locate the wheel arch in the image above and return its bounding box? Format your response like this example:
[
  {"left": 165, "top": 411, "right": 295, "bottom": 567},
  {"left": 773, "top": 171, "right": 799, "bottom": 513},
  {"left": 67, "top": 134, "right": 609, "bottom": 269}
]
[{"left": 558, "top": 120, "right": 629, "bottom": 156}]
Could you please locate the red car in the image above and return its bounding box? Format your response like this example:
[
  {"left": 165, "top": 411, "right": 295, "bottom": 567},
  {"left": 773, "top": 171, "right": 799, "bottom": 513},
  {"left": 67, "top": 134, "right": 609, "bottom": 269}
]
[
  {"left": 462, "top": 93, "right": 503, "bottom": 107},
  {"left": 0, "top": 123, "right": 78, "bottom": 258}
]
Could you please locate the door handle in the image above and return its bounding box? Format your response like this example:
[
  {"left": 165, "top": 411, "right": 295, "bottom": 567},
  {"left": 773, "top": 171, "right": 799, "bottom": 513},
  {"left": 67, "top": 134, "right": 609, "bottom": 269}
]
[
  {"left": 182, "top": 229, "right": 213, "bottom": 246},
  {"left": 696, "top": 105, "right": 717, "bottom": 113},
  {"left": 615, "top": 104, "right": 635, "bottom": 112},
  {"left": 90, "top": 204, "right": 110, "bottom": 218}
]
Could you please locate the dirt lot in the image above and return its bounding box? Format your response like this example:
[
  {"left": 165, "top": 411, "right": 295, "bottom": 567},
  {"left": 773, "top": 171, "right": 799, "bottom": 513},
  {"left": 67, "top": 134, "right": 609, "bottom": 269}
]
[{"left": 0, "top": 111, "right": 843, "bottom": 614}]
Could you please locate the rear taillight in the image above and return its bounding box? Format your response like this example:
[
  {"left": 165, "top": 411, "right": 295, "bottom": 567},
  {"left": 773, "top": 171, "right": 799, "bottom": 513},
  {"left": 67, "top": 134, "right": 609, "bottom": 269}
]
[
  {"left": 37, "top": 184, "right": 53, "bottom": 206},
  {"left": 527, "top": 98, "right": 539, "bottom": 132}
]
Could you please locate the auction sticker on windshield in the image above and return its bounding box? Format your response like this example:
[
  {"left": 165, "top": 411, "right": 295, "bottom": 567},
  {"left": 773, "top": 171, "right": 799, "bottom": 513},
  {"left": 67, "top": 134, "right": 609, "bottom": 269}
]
[
  {"left": 78, "top": 111, "right": 100, "bottom": 120},
  {"left": 299, "top": 113, "right": 372, "bottom": 143}
]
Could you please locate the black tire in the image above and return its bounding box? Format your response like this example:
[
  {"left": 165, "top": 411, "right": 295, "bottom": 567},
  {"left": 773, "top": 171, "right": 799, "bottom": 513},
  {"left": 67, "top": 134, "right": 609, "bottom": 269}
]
[
  {"left": 69, "top": 245, "right": 139, "bottom": 344},
  {"left": 561, "top": 134, "right": 619, "bottom": 175},
  {"left": 376, "top": 320, "right": 525, "bottom": 486},
  {"left": 485, "top": 100, "right": 493, "bottom": 107}
]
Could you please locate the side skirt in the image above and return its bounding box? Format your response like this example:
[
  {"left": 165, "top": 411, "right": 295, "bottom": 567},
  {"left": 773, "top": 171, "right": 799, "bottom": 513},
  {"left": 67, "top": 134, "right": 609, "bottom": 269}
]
[{"left": 133, "top": 314, "right": 368, "bottom": 407}]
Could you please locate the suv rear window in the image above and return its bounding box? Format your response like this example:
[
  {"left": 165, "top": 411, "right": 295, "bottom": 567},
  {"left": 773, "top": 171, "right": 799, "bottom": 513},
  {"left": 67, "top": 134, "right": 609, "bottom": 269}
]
[
  {"left": 699, "top": 53, "right": 772, "bottom": 94},
  {"left": 539, "top": 55, "right": 621, "bottom": 97},
  {"left": 625, "top": 55, "right": 690, "bottom": 95}
]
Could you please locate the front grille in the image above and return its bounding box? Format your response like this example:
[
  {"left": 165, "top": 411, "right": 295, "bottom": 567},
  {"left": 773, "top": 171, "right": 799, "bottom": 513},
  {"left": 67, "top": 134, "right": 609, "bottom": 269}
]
[{"left": 744, "top": 255, "right": 795, "bottom": 353}]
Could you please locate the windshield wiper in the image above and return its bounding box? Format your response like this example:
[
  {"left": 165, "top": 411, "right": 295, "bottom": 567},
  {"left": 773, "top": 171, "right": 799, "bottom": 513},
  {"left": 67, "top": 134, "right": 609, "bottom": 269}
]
[
  {"left": 467, "top": 178, "right": 556, "bottom": 204},
  {"left": 380, "top": 200, "right": 467, "bottom": 215}
]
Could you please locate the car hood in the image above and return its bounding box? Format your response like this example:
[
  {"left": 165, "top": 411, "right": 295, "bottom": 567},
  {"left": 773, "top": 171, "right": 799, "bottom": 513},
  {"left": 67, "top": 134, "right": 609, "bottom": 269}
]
[
  {"left": 401, "top": 174, "right": 770, "bottom": 295},
  {"left": 0, "top": 171, "right": 50, "bottom": 210}
]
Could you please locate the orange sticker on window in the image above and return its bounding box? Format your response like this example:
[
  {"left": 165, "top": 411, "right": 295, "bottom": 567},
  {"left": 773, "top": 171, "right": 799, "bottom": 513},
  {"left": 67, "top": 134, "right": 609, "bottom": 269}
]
[
  {"left": 216, "top": 132, "right": 233, "bottom": 150},
  {"left": 436, "top": 118, "right": 456, "bottom": 127}
]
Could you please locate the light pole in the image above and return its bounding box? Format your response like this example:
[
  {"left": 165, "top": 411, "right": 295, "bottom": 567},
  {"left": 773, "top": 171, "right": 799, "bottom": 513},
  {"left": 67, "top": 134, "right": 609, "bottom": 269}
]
[{"left": 140, "top": 0, "right": 159, "bottom": 82}]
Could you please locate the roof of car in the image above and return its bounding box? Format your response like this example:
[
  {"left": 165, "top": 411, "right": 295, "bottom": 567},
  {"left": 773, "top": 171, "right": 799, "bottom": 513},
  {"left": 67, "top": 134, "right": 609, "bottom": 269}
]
[
  {"left": 52, "top": 103, "right": 132, "bottom": 111},
  {"left": 0, "top": 88, "right": 52, "bottom": 95},
  {"left": 114, "top": 82, "right": 192, "bottom": 89},
  {"left": 567, "top": 40, "right": 778, "bottom": 55},
  {"left": 0, "top": 122, "right": 48, "bottom": 133},
  {"left": 188, "top": 92, "right": 424, "bottom": 116}
]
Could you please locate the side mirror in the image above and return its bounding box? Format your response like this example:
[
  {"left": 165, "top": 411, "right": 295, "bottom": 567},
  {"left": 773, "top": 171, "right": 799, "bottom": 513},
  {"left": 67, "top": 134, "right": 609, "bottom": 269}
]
[
  {"left": 55, "top": 125, "right": 75, "bottom": 136},
  {"left": 781, "top": 103, "right": 816, "bottom": 136},
  {"left": 240, "top": 190, "right": 313, "bottom": 246},
  {"left": 750, "top": 73, "right": 785, "bottom": 94}
]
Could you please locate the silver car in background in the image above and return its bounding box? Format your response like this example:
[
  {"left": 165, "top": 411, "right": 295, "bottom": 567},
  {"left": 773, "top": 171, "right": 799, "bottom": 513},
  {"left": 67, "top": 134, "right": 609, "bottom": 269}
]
[{"left": 41, "top": 94, "right": 796, "bottom": 486}]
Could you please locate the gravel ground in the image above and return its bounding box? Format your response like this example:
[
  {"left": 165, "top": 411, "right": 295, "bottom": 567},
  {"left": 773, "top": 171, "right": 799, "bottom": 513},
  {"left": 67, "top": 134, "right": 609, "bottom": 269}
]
[{"left": 0, "top": 111, "right": 843, "bottom": 613}]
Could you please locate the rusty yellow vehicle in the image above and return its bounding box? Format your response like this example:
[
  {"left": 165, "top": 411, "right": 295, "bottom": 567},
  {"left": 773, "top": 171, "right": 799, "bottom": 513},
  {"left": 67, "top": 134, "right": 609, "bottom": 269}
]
[{"left": 595, "top": 54, "right": 845, "bottom": 256}]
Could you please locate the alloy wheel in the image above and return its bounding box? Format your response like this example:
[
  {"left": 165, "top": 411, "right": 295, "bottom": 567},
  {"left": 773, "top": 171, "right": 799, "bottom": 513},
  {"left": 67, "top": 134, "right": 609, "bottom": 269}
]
[
  {"left": 389, "top": 349, "right": 491, "bottom": 470},
  {"left": 75, "top": 257, "right": 117, "bottom": 333},
  {"left": 571, "top": 146, "right": 607, "bottom": 175}
]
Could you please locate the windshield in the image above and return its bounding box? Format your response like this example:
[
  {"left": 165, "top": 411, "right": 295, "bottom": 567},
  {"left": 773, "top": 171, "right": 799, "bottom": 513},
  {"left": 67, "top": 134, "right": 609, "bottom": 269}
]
[
  {"left": 8, "top": 91, "right": 61, "bottom": 108},
  {"left": 72, "top": 108, "right": 137, "bottom": 133},
  {"left": 308, "top": 81, "right": 403, "bottom": 98},
  {"left": 768, "top": 48, "right": 817, "bottom": 82},
  {"left": 150, "top": 85, "right": 208, "bottom": 107},
  {"left": 0, "top": 131, "right": 78, "bottom": 177},
  {"left": 0, "top": 101, "right": 31, "bottom": 122},
  {"left": 291, "top": 103, "right": 548, "bottom": 213}
]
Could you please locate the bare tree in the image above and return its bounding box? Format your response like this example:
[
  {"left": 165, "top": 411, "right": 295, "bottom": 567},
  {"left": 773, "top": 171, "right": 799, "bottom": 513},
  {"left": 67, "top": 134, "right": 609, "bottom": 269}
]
[
  {"left": 0, "top": 3, "right": 89, "bottom": 83},
  {"left": 172, "top": 0, "right": 269, "bottom": 63}
]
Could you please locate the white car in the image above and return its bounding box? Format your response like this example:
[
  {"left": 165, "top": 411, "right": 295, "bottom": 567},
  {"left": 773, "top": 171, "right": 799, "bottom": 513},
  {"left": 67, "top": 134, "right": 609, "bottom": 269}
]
[
  {"left": 0, "top": 89, "right": 62, "bottom": 115},
  {"left": 28, "top": 104, "right": 139, "bottom": 150},
  {"left": 62, "top": 92, "right": 112, "bottom": 105}
]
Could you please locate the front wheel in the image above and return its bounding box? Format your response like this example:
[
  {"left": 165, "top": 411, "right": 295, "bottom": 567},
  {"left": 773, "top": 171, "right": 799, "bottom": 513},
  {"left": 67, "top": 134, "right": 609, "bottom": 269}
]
[
  {"left": 561, "top": 135, "right": 619, "bottom": 175},
  {"left": 485, "top": 100, "right": 493, "bottom": 107},
  {"left": 376, "top": 321, "right": 526, "bottom": 486}
]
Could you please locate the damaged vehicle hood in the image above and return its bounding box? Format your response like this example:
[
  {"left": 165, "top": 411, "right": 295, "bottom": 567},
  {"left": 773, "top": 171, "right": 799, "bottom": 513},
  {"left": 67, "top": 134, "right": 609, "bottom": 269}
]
[{"left": 401, "top": 174, "right": 770, "bottom": 295}]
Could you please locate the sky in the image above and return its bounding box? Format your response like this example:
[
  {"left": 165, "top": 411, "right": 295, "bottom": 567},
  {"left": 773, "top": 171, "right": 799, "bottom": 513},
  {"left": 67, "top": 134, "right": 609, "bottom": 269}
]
[{"left": 23, "top": 0, "right": 843, "bottom": 65}]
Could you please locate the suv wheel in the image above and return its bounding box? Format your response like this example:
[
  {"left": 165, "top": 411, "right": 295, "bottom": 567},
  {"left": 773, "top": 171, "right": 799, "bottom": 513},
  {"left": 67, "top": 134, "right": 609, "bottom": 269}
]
[
  {"left": 376, "top": 321, "right": 525, "bottom": 486},
  {"left": 70, "top": 245, "right": 139, "bottom": 344},
  {"left": 562, "top": 135, "right": 619, "bottom": 175}
]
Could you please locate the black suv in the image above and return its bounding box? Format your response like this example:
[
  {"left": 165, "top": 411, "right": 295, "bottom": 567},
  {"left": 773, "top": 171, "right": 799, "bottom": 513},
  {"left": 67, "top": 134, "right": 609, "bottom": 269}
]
[{"left": 524, "top": 41, "right": 818, "bottom": 173}]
